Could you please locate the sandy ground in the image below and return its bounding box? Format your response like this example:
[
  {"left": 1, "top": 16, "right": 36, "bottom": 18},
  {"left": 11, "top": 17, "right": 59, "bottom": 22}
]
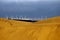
[{"left": 0, "top": 16, "right": 60, "bottom": 40}]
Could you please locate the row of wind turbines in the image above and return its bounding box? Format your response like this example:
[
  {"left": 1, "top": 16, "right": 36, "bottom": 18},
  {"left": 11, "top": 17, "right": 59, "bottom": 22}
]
[{"left": 6, "top": 16, "right": 48, "bottom": 20}]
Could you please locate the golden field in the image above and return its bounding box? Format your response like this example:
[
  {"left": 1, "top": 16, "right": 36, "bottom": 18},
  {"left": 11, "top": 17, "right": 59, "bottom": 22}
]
[{"left": 0, "top": 16, "right": 60, "bottom": 40}]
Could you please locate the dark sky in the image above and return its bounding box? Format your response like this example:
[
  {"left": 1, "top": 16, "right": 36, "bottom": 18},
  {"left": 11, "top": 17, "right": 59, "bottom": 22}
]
[{"left": 0, "top": 0, "right": 60, "bottom": 18}]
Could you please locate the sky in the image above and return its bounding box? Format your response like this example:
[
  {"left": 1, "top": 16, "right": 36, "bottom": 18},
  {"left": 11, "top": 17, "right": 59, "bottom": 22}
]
[
  {"left": 0, "top": 0, "right": 59, "bottom": 2},
  {"left": 0, "top": 0, "right": 60, "bottom": 18}
]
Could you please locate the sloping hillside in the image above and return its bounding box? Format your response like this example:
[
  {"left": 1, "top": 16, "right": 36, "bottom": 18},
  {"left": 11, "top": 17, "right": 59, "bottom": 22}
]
[
  {"left": 36, "top": 16, "right": 60, "bottom": 24},
  {"left": 0, "top": 16, "right": 60, "bottom": 40}
]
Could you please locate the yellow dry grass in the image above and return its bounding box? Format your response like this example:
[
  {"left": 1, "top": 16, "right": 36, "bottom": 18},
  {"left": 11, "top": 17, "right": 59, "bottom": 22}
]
[{"left": 0, "top": 16, "right": 60, "bottom": 40}]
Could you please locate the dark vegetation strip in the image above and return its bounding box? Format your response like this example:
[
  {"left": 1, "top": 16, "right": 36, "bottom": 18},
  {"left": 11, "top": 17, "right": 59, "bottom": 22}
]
[{"left": 13, "top": 19, "right": 37, "bottom": 22}]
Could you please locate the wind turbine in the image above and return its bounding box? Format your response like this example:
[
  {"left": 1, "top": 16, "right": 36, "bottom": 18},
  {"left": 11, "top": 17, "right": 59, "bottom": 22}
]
[{"left": 6, "top": 16, "right": 8, "bottom": 19}]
